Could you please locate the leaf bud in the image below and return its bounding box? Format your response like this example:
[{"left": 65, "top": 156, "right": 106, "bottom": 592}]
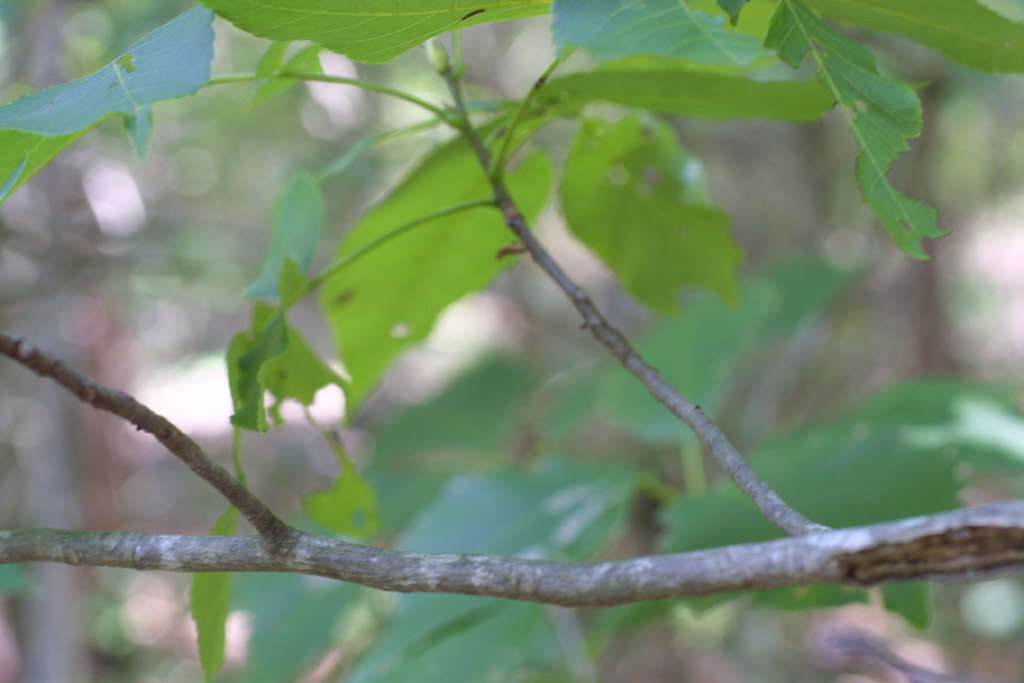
[{"left": 425, "top": 38, "right": 450, "bottom": 75}]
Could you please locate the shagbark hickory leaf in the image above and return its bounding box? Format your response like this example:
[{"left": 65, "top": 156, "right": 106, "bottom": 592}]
[
  {"left": 561, "top": 116, "right": 742, "bottom": 312},
  {"left": 319, "top": 143, "right": 552, "bottom": 412},
  {"left": 0, "top": 7, "right": 214, "bottom": 203},
  {"left": 542, "top": 57, "right": 834, "bottom": 121},
  {"left": 766, "top": 0, "right": 943, "bottom": 258},
  {"left": 552, "top": 0, "right": 774, "bottom": 66},
  {"left": 805, "top": 0, "right": 1024, "bottom": 73},
  {"left": 199, "top": 0, "right": 548, "bottom": 64}
]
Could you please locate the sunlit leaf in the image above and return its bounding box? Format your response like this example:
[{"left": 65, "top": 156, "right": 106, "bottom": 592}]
[
  {"left": 227, "top": 305, "right": 287, "bottom": 432},
  {"left": 305, "top": 444, "right": 379, "bottom": 539},
  {"left": 319, "top": 143, "right": 552, "bottom": 411},
  {"left": 806, "top": 0, "right": 1024, "bottom": 73},
  {"left": 227, "top": 305, "right": 344, "bottom": 431},
  {"left": 253, "top": 44, "right": 323, "bottom": 104},
  {"left": 561, "top": 116, "right": 742, "bottom": 311},
  {"left": 199, "top": 0, "right": 548, "bottom": 63}
]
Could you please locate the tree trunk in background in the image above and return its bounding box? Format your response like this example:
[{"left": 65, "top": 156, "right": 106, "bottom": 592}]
[
  {"left": 901, "top": 78, "right": 959, "bottom": 376},
  {"left": 11, "top": 2, "right": 89, "bottom": 680}
]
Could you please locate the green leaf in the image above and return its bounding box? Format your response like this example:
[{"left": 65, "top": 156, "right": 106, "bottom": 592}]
[
  {"left": 252, "top": 44, "right": 323, "bottom": 105},
  {"left": 374, "top": 356, "right": 536, "bottom": 462},
  {"left": 199, "top": 1, "right": 548, "bottom": 63},
  {"left": 256, "top": 41, "right": 289, "bottom": 76},
  {"left": 348, "top": 597, "right": 558, "bottom": 683},
  {"left": 755, "top": 584, "right": 869, "bottom": 610},
  {"left": 232, "top": 573, "right": 356, "bottom": 683},
  {"left": 400, "top": 458, "right": 639, "bottom": 560},
  {"left": 278, "top": 258, "right": 310, "bottom": 310},
  {"left": 353, "top": 458, "right": 638, "bottom": 681},
  {"left": 767, "top": 0, "right": 943, "bottom": 257},
  {"left": 717, "top": 0, "right": 750, "bottom": 23},
  {"left": 883, "top": 582, "right": 932, "bottom": 629},
  {"left": 561, "top": 116, "right": 742, "bottom": 311},
  {"left": 805, "top": 0, "right": 1024, "bottom": 73},
  {"left": 259, "top": 324, "right": 346, "bottom": 425},
  {"left": 659, "top": 380, "right": 1024, "bottom": 612},
  {"left": 0, "top": 565, "right": 31, "bottom": 595},
  {"left": 227, "top": 306, "right": 288, "bottom": 432},
  {"left": 191, "top": 506, "right": 237, "bottom": 683},
  {"left": 122, "top": 105, "right": 153, "bottom": 156},
  {"left": 542, "top": 57, "right": 834, "bottom": 121},
  {"left": 319, "top": 143, "right": 552, "bottom": 412},
  {"left": 228, "top": 305, "right": 345, "bottom": 431},
  {"left": 366, "top": 356, "right": 535, "bottom": 536},
  {"left": 305, "top": 444, "right": 379, "bottom": 539},
  {"left": 551, "top": 260, "right": 852, "bottom": 441},
  {"left": 247, "top": 173, "right": 324, "bottom": 299},
  {"left": 0, "top": 7, "right": 214, "bottom": 203},
  {"left": 552, "top": 0, "right": 774, "bottom": 66}
]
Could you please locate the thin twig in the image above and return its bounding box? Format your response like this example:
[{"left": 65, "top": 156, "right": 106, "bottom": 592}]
[
  {"left": 206, "top": 72, "right": 449, "bottom": 120},
  {"left": 441, "top": 67, "right": 827, "bottom": 536},
  {"left": 489, "top": 53, "right": 568, "bottom": 180},
  {"left": 306, "top": 196, "right": 497, "bottom": 292},
  {"left": 2, "top": 502, "right": 1022, "bottom": 606},
  {"left": 0, "top": 334, "right": 295, "bottom": 549}
]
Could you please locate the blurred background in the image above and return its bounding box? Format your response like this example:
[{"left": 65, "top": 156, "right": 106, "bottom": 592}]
[{"left": 2, "top": 0, "right": 1024, "bottom": 681}]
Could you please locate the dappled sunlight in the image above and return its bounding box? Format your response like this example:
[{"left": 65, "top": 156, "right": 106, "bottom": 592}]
[{"left": 82, "top": 162, "right": 146, "bottom": 237}]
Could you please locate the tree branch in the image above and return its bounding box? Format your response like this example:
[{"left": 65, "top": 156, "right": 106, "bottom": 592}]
[
  {"left": 3, "top": 502, "right": 1023, "bottom": 607},
  {"left": 0, "top": 334, "right": 295, "bottom": 548},
  {"left": 440, "top": 66, "right": 827, "bottom": 536}
]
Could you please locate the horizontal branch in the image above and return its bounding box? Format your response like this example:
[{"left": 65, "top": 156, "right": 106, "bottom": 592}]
[
  {"left": 4, "top": 502, "right": 1023, "bottom": 607},
  {"left": 0, "top": 334, "right": 294, "bottom": 547}
]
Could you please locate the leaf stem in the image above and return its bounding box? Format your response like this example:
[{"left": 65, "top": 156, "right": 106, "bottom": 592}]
[
  {"left": 490, "top": 53, "right": 568, "bottom": 181},
  {"left": 206, "top": 72, "right": 449, "bottom": 120},
  {"left": 231, "top": 426, "right": 247, "bottom": 486},
  {"left": 452, "top": 30, "right": 465, "bottom": 80},
  {"left": 306, "top": 196, "right": 497, "bottom": 291}
]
